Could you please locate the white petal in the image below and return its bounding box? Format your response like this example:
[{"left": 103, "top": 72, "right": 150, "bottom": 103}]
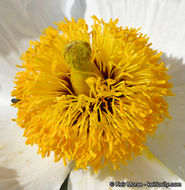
[
  {"left": 84, "top": 0, "right": 185, "bottom": 180},
  {"left": 68, "top": 150, "right": 185, "bottom": 190},
  {"left": 147, "top": 54, "right": 185, "bottom": 180},
  {"left": 59, "top": 0, "right": 86, "bottom": 20},
  {"left": 0, "top": 58, "right": 71, "bottom": 190},
  {"left": 85, "top": 0, "right": 185, "bottom": 58},
  {"left": 0, "top": 0, "right": 61, "bottom": 55},
  {"left": 0, "top": 98, "right": 71, "bottom": 190},
  {"left": 0, "top": 0, "right": 86, "bottom": 58}
]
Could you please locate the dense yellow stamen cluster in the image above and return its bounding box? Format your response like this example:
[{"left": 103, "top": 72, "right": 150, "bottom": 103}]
[{"left": 12, "top": 16, "right": 172, "bottom": 172}]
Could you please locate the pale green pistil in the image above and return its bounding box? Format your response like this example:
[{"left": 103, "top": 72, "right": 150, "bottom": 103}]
[{"left": 63, "top": 40, "right": 103, "bottom": 96}]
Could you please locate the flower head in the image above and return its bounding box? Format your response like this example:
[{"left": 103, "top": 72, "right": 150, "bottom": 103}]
[{"left": 12, "top": 16, "right": 172, "bottom": 172}]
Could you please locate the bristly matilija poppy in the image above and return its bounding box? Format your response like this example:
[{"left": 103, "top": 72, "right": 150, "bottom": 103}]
[{"left": 11, "top": 16, "right": 173, "bottom": 173}]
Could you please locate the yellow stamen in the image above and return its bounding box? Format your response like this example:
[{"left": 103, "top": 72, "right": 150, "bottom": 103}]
[{"left": 11, "top": 16, "right": 173, "bottom": 172}]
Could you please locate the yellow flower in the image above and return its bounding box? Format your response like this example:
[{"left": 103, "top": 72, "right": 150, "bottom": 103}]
[{"left": 12, "top": 16, "right": 172, "bottom": 173}]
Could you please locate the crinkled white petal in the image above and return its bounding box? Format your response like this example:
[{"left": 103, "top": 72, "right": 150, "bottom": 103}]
[
  {"left": 0, "top": 125, "right": 71, "bottom": 190},
  {"left": 85, "top": 0, "right": 185, "bottom": 180},
  {"left": 0, "top": 0, "right": 86, "bottom": 58},
  {"left": 68, "top": 151, "right": 185, "bottom": 190},
  {"left": 0, "top": 56, "right": 71, "bottom": 190},
  {"left": 85, "top": 0, "right": 185, "bottom": 58},
  {"left": 147, "top": 55, "right": 185, "bottom": 180}
]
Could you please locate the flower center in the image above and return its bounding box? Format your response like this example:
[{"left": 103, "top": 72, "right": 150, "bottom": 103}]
[{"left": 11, "top": 17, "right": 173, "bottom": 172}]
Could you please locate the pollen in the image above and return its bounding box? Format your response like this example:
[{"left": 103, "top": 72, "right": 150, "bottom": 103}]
[{"left": 11, "top": 16, "right": 173, "bottom": 172}]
